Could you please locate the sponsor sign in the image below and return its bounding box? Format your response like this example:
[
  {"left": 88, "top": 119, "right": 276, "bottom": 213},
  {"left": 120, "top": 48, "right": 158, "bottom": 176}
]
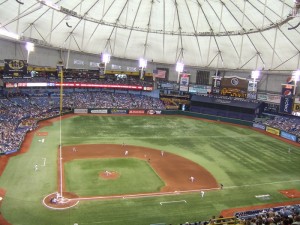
[
  {"left": 279, "top": 96, "right": 293, "bottom": 114},
  {"left": 257, "top": 93, "right": 268, "bottom": 101},
  {"left": 147, "top": 110, "right": 155, "bottom": 115},
  {"left": 74, "top": 59, "right": 84, "bottom": 65},
  {"left": 146, "top": 110, "right": 162, "bottom": 115},
  {"left": 220, "top": 76, "right": 248, "bottom": 98},
  {"left": 111, "top": 64, "right": 122, "bottom": 70},
  {"left": 111, "top": 109, "right": 127, "bottom": 114},
  {"left": 143, "top": 86, "right": 153, "bottom": 91},
  {"left": 5, "top": 83, "right": 18, "bottom": 88},
  {"left": 281, "top": 84, "right": 294, "bottom": 97},
  {"left": 90, "top": 109, "right": 108, "bottom": 114},
  {"left": 129, "top": 110, "right": 145, "bottom": 114},
  {"left": 221, "top": 76, "right": 248, "bottom": 89},
  {"left": 89, "top": 62, "right": 100, "bottom": 67},
  {"left": 189, "top": 85, "right": 211, "bottom": 94},
  {"left": 247, "top": 81, "right": 257, "bottom": 92},
  {"left": 252, "top": 123, "right": 266, "bottom": 130},
  {"left": 126, "top": 66, "right": 137, "bottom": 72},
  {"left": 74, "top": 109, "right": 88, "bottom": 114},
  {"left": 5, "top": 149, "right": 18, "bottom": 155},
  {"left": 179, "top": 73, "right": 190, "bottom": 92},
  {"left": 4, "top": 59, "right": 27, "bottom": 76},
  {"left": 293, "top": 103, "right": 300, "bottom": 112},
  {"left": 265, "top": 126, "right": 280, "bottom": 136},
  {"left": 280, "top": 131, "right": 297, "bottom": 142}
]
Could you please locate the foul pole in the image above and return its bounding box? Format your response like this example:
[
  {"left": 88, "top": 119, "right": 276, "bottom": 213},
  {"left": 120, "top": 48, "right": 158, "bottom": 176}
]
[{"left": 58, "top": 62, "right": 64, "bottom": 199}]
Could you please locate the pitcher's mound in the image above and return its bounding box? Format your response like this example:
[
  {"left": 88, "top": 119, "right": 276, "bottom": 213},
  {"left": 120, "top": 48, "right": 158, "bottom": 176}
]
[{"left": 99, "top": 171, "right": 120, "bottom": 180}]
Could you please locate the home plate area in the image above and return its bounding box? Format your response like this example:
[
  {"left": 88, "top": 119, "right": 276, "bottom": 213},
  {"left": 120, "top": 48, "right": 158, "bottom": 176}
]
[{"left": 279, "top": 189, "right": 300, "bottom": 198}]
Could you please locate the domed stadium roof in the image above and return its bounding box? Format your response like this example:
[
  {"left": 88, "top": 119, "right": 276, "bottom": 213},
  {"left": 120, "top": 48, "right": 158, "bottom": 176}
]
[{"left": 0, "top": 0, "right": 299, "bottom": 71}]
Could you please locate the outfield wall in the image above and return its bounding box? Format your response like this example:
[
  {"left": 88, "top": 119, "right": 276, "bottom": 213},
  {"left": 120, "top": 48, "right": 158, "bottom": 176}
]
[{"left": 3, "top": 109, "right": 298, "bottom": 156}]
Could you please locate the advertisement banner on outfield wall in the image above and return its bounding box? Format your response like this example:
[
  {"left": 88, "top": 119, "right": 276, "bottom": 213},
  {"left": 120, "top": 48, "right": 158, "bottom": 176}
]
[
  {"left": 111, "top": 109, "right": 127, "bottom": 114},
  {"left": 89, "top": 109, "right": 108, "bottom": 114},
  {"left": 266, "top": 126, "right": 280, "bottom": 136},
  {"left": 146, "top": 110, "right": 161, "bottom": 114},
  {"left": 5, "top": 149, "right": 18, "bottom": 155},
  {"left": 74, "top": 109, "right": 88, "bottom": 114},
  {"left": 280, "top": 131, "right": 297, "bottom": 142},
  {"left": 252, "top": 123, "right": 266, "bottom": 130},
  {"left": 128, "top": 110, "right": 145, "bottom": 114}
]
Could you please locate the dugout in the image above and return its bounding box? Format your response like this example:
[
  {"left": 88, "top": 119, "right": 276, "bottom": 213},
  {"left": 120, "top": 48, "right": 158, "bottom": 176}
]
[{"left": 190, "top": 95, "right": 263, "bottom": 121}]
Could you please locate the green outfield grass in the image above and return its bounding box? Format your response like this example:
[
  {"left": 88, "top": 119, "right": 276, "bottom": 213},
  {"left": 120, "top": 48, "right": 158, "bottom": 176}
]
[
  {"left": 0, "top": 115, "right": 299, "bottom": 225},
  {"left": 65, "top": 158, "right": 164, "bottom": 196}
]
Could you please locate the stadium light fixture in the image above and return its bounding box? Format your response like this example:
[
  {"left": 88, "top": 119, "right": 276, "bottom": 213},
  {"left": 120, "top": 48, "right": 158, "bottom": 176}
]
[
  {"left": 26, "top": 42, "right": 35, "bottom": 64},
  {"left": 102, "top": 53, "right": 110, "bottom": 74},
  {"left": 139, "top": 58, "right": 147, "bottom": 79},
  {"left": 176, "top": 61, "right": 184, "bottom": 83},
  {"left": 251, "top": 70, "right": 260, "bottom": 91}
]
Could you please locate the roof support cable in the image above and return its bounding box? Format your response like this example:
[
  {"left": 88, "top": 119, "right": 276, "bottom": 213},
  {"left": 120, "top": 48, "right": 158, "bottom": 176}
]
[
  {"left": 229, "top": 0, "right": 283, "bottom": 65},
  {"left": 206, "top": 0, "right": 240, "bottom": 59},
  {"left": 143, "top": 0, "right": 155, "bottom": 59},
  {"left": 255, "top": 0, "right": 300, "bottom": 35},
  {"left": 273, "top": 51, "right": 300, "bottom": 70},
  {"left": 84, "top": 0, "right": 116, "bottom": 47},
  {"left": 174, "top": 0, "right": 184, "bottom": 62},
  {"left": 123, "top": 0, "right": 143, "bottom": 57},
  {"left": 238, "top": 0, "right": 246, "bottom": 68},
  {"left": 183, "top": 0, "right": 203, "bottom": 65},
  {"left": 240, "top": 52, "right": 258, "bottom": 69},
  {"left": 2, "top": 2, "right": 42, "bottom": 28},
  {"left": 248, "top": 0, "right": 300, "bottom": 53},
  {"left": 64, "top": 0, "right": 100, "bottom": 44},
  {"left": 196, "top": 0, "right": 222, "bottom": 67},
  {"left": 207, "top": 51, "right": 221, "bottom": 67}
]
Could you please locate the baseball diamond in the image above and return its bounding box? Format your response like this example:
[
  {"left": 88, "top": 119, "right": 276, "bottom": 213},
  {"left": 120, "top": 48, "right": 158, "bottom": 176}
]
[{"left": 0, "top": 114, "right": 299, "bottom": 225}]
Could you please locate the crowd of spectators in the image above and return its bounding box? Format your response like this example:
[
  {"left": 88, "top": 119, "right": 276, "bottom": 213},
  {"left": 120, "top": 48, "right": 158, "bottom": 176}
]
[
  {"left": 0, "top": 90, "right": 165, "bottom": 154},
  {"left": 236, "top": 204, "right": 300, "bottom": 225},
  {"left": 262, "top": 115, "right": 300, "bottom": 136},
  {"left": 173, "top": 204, "right": 300, "bottom": 225}
]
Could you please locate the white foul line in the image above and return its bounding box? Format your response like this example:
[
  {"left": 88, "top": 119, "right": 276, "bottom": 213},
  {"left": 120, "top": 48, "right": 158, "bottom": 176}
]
[{"left": 160, "top": 200, "right": 187, "bottom": 205}]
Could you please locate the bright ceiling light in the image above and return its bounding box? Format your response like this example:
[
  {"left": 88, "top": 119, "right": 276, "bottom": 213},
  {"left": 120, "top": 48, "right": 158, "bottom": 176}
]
[
  {"left": 251, "top": 70, "right": 260, "bottom": 80},
  {"left": 176, "top": 62, "right": 184, "bottom": 73},
  {"left": 26, "top": 42, "right": 35, "bottom": 52},
  {"left": 102, "top": 53, "right": 111, "bottom": 64},
  {"left": 139, "top": 58, "right": 147, "bottom": 68}
]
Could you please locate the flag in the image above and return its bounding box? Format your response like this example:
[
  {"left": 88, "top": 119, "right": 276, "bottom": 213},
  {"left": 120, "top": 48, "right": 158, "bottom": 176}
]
[{"left": 153, "top": 69, "right": 166, "bottom": 78}]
